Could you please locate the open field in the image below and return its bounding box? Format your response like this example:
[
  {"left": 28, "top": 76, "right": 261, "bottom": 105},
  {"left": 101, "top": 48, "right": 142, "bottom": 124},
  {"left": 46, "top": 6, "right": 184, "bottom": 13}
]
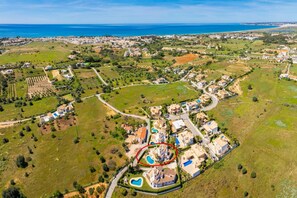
[
  {"left": 0, "top": 42, "right": 72, "bottom": 65},
  {"left": 104, "top": 82, "right": 199, "bottom": 115},
  {"left": 113, "top": 67, "right": 297, "bottom": 198},
  {"left": 0, "top": 97, "right": 58, "bottom": 121},
  {"left": 174, "top": 53, "right": 198, "bottom": 66},
  {"left": 74, "top": 69, "right": 102, "bottom": 97},
  {"left": 0, "top": 97, "right": 137, "bottom": 197}
]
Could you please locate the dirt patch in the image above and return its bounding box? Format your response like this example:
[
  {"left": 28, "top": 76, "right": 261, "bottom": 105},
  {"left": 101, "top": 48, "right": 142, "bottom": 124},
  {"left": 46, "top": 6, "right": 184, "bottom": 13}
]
[
  {"left": 40, "top": 115, "right": 77, "bottom": 134},
  {"left": 229, "top": 76, "right": 247, "bottom": 95},
  {"left": 174, "top": 53, "right": 198, "bottom": 66},
  {"left": 52, "top": 70, "right": 63, "bottom": 81},
  {"left": 77, "top": 71, "right": 96, "bottom": 79},
  {"left": 64, "top": 183, "right": 107, "bottom": 198}
]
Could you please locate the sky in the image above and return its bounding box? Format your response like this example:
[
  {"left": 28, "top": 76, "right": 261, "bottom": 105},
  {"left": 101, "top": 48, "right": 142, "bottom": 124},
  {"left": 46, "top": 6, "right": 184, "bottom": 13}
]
[{"left": 1, "top": 0, "right": 297, "bottom": 24}]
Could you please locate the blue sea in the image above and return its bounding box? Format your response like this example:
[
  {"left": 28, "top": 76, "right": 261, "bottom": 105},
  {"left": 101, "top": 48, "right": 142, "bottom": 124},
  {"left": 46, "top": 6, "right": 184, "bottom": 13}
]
[{"left": 0, "top": 24, "right": 277, "bottom": 38}]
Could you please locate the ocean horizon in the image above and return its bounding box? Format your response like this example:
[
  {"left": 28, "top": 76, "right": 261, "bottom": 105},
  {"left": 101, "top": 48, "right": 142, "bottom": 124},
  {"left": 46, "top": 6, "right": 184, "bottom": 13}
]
[{"left": 0, "top": 23, "right": 277, "bottom": 38}]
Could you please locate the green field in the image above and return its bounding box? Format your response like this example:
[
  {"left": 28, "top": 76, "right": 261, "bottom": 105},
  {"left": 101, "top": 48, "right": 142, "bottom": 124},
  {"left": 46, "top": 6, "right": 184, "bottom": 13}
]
[
  {"left": 0, "top": 97, "right": 139, "bottom": 197},
  {"left": 0, "top": 42, "right": 72, "bottom": 66},
  {"left": 113, "top": 67, "right": 297, "bottom": 198},
  {"left": 104, "top": 82, "right": 199, "bottom": 115},
  {"left": 0, "top": 97, "right": 58, "bottom": 121}
]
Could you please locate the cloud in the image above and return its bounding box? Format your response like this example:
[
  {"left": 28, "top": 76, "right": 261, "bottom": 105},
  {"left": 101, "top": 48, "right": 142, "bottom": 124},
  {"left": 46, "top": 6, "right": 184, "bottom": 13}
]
[{"left": 0, "top": 0, "right": 297, "bottom": 23}]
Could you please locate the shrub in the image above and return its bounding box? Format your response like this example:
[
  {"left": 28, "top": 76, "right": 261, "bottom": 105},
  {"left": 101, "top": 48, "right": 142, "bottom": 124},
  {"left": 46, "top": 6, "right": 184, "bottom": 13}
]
[
  {"left": 251, "top": 171, "right": 257, "bottom": 178},
  {"left": 100, "top": 156, "right": 106, "bottom": 163},
  {"left": 25, "top": 126, "right": 31, "bottom": 132},
  {"left": 98, "top": 175, "right": 104, "bottom": 182},
  {"left": 252, "top": 96, "right": 258, "bottom": 102},
  {"left": 51, "top": 190, "right": 63, "bottom": 198},
  {"left": 103, "top": 163, "right": 109, "bottom": 172},
  {"left": 89, "top": 187, "right": 94, "bottom": 195},
  {"left": 2, "top": 138, "right": 9, "bottom": 144},
  {"left": 73, "top": 137, "right": 80, "bottom": 144},
  {"left": 121, "top": 189, "right": 128, "bottom": 196},
  {"left": 89, "top": 166, "right": 96, "bottom": 173},
  {"left": 244, "top": 191, "right": 249, "bottom": 197},
  {"left": 2, "top": 186, "right": 25, "bottom": 198},
  {"left": 16, "top": 155, "right": 28, "bottom": 168},
  {"left": 242, "top": 168, "right": 247, "bottom": 175},
  {"left": 237, "top": 164, "right": 243, "bottom": 170}
]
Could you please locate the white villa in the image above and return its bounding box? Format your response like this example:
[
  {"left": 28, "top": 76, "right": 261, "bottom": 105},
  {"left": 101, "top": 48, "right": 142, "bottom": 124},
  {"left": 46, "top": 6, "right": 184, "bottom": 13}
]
[
  {"left": 180, "top": 144, "right": 208, "bottom": 177},
  {"left": 176, "top": 130, "right": 194, "bottom": 148},
  {"left": 145, "top": 167, "right": 177, "bottom": 188},
  {"left": 203, "top": 120, "right": 219, "bottom": 135},
  {"left": 167, "top": 104, "right": 181, "bottom": 115},
  {"left": 209, "top": 134, "right": 230, "bottom": 157},
  {"left": 171, "top": 120, "right": 186, "bottom": 133}
]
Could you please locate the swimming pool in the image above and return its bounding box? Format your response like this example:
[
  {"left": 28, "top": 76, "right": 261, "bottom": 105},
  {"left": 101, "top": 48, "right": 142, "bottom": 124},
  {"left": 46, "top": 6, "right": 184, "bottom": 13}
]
[
  {"left": 53, "top": 112, "right": 59, "bottom": 118},
  {"left": 183, "top": 160, "right": 192, "bottom": 167},
  {"left": 175, "top": 137, "right": 180, "bottom": 146},
  {"left": 151, "top": 128, "right": 158, "bottom": 133},
  {"left": 146, "top": 155, "right": 155, "bottom": 165},
  {"left": 130, "top": 177, "right": 143, "bottom": 187},
  {"left": 196, "top": 99, "right": 201, "bottom": 103}
]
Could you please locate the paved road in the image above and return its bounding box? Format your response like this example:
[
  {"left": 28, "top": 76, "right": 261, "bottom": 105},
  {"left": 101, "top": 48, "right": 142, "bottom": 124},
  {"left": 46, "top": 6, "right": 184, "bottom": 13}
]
[
  {"left": 92, "top": 67, "right": 108, "bottom": 86},
  {"left": 96, "top": 93, "right": 151, "bottom": 198},
  {"left": 200, "top": 82, "right": 219, "bottom": 112},
  {"left": 180, "top": 113, "right": 204, "bottom": 138}
]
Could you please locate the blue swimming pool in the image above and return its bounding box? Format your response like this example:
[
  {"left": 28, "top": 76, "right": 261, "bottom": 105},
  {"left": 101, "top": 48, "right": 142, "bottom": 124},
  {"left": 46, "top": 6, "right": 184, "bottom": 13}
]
[
  {"left": 183, "top": 160, "right": 192, "bottom": 167},
  {"left": 130, "top": 177, "right": 143, "bottom": 187},
  {"left": 175, "top": 137, "right": 180, "bottom": 146},
  {"left": 146, "top": 155, "right": 155, "bottom": 165},
  {"left": 53, "top": 112, "right": 59, "bottom": 118},
  {"left": 197, "top": 99, "right": 201, "bottom": 103},
  {"left": 151, "top": 128, "right": 158, "bottom": 133}
]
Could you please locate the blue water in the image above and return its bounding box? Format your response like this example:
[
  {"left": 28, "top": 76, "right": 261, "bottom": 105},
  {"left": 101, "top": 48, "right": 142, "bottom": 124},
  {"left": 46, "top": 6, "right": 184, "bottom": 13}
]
[
  {"left": 183, "top": 160, "right": 193, "bottom": 167},
  {"left": 0, "top": 24, "right": 277, "bottom": 38},
  {"left": 146, "top": 155, "right": 155, "bottom": 165},
  {"left": 130, "top": 178, "right": 143, "bottom": 187},
  {"left": 151, "top": 128, "right": 158, "bottom": 133},
  {"left": 175, "top": 137, "right": 180, "bottom": 146}
]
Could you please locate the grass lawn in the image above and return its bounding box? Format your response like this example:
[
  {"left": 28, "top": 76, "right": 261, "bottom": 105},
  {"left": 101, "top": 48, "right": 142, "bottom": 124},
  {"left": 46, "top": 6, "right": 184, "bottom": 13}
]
[
  {"left": 15, "top": 81, "right": 28, "bottom": 98},
  {"left": 0, "top": 42, "right": 72, "bottom": 66},
  {"left": 99, "top": 67, "right": 121, "bottom": 80},
  {"left": 113, "top": 67, "right": 297, "bottom": 198},
  {"left": 0, "top": 97, "right": 58, "bottom": 121},
  {"left": 104, "top": 82, "right": 199, "bottom": 115},
  {"left": 0, "top": 97, "right": 131, "bottom": 197}
]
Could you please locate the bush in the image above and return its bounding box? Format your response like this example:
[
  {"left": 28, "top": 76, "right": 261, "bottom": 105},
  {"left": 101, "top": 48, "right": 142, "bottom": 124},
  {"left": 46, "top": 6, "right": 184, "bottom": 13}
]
[
  {"left": 98, "top": 175, "right": 104, "bottom": 182},
  {"left": 73, "top": 137, "right": 80, "bottom": 144},
  {"left": 103, "top": 163, "right": 109, "bottom": 172},
  {"left": 16, "top": 155, "right": 28, "bottom": 168},
  {"left": 100, "top": 156, "right": 106, "bottom": 163},
  {"left": 252, "top": 96, "right": 258, "bottom": 102},
  {"left": 237, "top": 164, "right": 243, "bottom": 170},
  {"left": 51, "top": 190, "right": 63, "bottom": 198},
  {"left": 242, "top": 168, "right": 247, "bottom": 175},
  {"left": 251, "top": 171, "right": 257, "bottom": 178},
  {"left": 2, "top": 186, "right": 26, "bottom": 198},
  {"left": 2, "top": 138, "right": 9, "bottom": 144},
  {"left": 25, "top": 126, "right": 31, "bottom": 132},
  {"left": 89, "top": 187, "right": 94, "bottom": 195},
  {"left": 121, "top": 189, "right": 128, "bottom": 196},
  {"left": 89, "top": 166, "right": 96, "bottom": 173},
  {"left": 244, "top": 191, "right": 249, "bottom": 197},
  {"left": 96, "top": 185, "right": 105, "bottom": 194}
]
